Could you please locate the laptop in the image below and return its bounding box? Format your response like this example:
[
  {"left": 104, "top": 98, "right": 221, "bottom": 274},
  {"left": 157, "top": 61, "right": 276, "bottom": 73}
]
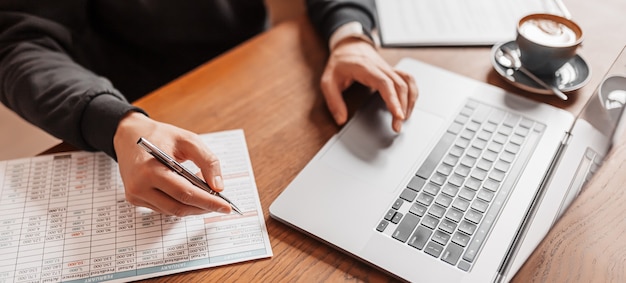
[{"left": 270, "top": 47, "right": 626, "bottom": 282}]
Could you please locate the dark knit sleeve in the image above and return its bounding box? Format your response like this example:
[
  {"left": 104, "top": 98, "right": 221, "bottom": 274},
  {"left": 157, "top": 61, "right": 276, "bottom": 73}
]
[
  {"left": 306, "top": 0, "right": 377, "bottom": 45},
  {"left": 0, "top": 12, "right": 145, "bottom": 159}
]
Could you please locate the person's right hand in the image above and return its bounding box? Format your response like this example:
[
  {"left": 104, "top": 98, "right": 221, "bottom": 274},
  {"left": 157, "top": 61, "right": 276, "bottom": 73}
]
[
  {"left": 320, "top": 38, "right": 418, "bottom": 132},
  {"left": 113, "top": 112, "right": 232, "bottom": 216}
]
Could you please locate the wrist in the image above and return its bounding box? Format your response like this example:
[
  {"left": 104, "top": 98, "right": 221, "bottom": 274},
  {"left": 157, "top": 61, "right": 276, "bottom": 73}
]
[
  {"left": 329, "top": 21, "right": 378, "bottom": 51},
  {"left": 113, "top": 111, "right": 153, "bottom": 151}
]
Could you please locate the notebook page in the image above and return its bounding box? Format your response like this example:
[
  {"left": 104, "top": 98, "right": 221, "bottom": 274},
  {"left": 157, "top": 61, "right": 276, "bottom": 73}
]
[{"left": 376, "top": 0, "right": 563, "bottom": 46}]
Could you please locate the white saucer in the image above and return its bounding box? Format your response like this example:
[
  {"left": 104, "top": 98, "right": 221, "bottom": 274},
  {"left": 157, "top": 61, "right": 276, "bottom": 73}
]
[{"left": 490, "top": 41, "right": 591, "bottom": 95}]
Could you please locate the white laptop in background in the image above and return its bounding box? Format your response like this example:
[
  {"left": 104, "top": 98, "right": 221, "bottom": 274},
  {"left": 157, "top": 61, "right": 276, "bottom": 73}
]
[
  {"left": 375, "top": 0, "right": 566, "bottom": 46},
  {"left": 270, "top": 47, "right": 626, "bottom": 282}
]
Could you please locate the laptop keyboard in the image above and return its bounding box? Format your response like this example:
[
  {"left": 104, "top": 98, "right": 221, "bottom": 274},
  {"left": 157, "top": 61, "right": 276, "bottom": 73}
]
[{"left": 375, "top": 99, "right": 545, "bottom": 272}]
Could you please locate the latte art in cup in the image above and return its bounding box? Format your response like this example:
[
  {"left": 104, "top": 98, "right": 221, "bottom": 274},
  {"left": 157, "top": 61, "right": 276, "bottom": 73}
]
[
  {"left": 519, "top": 19, "right": 578, "bottom": 46},
  {"left": 515, "top": 13, "right": 583, "bottom": 76}
]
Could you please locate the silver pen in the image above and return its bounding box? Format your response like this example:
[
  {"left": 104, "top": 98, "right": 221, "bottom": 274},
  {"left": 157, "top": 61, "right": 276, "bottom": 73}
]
[{"left": 137, "top": 137, "right": 243, "bottom": 215}]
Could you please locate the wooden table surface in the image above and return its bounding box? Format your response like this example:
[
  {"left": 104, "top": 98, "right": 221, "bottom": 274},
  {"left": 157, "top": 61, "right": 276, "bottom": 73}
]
[{"left": 60, "top": 0, "right": 626, "bottom": 281}]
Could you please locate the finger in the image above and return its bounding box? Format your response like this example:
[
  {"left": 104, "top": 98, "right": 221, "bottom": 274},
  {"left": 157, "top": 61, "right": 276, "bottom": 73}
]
[
  {"left": 320, "top": 71, "right": 349, "bottom": 125},
  {"left": 153, "top": 167, "right": 232, "bottom": 213},
  {"left": 384, "top": 68, "right": 409, "bottom": 117},
  {"left": 382, "top": 69, "right": 409, "bottom": 132},
  {"left": 133, "top": 187, "right": 215, "bottom": 217},
  {"left": 174, "top": 135, "right": 224, "bottom": 192},
  {"left": 355, "top": 65, "right": 405, "bottom": 122},
  {"left": 396, "top": 70, "right": 419, "bottom": 119},
  {"left": 141, "top": 160, "right": 230, "bottom": 213}
]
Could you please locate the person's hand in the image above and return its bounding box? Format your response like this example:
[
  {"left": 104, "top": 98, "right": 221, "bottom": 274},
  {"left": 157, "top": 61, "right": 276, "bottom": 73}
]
[
  {"left": 321, "top": 38, "right": 418, "bottom": 132},
  {"left": 113, "top": 112, "right": 231, "bottom": 216}
]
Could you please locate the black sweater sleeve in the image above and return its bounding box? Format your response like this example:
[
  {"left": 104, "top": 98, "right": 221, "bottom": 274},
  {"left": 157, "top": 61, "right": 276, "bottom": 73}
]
[
  {"left": 0, "top": 12, "right": 144, "bottom": 159},
  {"left": 306, "top": 0, "right": 377, "bottom": 45}
]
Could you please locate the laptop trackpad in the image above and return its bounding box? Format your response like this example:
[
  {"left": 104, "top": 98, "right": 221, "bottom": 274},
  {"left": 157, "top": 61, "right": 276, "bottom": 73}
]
[{"left": 319, "top": 96, "right": 445, "bottom": 193}]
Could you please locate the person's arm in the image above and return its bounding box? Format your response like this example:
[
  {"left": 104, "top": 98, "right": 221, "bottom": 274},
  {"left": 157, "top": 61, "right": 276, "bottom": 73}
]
[
  {"left": 0, "top": 12, "right": 140, "bottom": 158},
  {"left": 306, "top": 0, "right": 418, "bottom": 132},
  {"left": 0, "top": 12, "right": 230, "bottom": 216}
]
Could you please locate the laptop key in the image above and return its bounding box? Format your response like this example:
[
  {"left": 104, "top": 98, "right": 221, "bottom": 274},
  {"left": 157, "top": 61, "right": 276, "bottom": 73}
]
[
  {"left": 428, "top": 204, "right": 446, "bottom": 219},
  {"left": 504, "top": 113, "right": 520, "bottom": 127},
  {"left": 391, "top": 212, "right": 403, "bottom": 224},
  {"left": 421, "top": 215, "right": 439, "bottom": 230},
  {"left": 400, "top": 188, "right": 418, "bottom": 202},
  {"left": 409, "top": 203, "right": 427, "bottom": 217},
  {"left": 470, "top": 103, "right": 491, "bottom": 123},
  {"left": 416, "top": 132, "right": 456, "bottom": 179},
  {"left": 392, "top": 198, "right": 404, "bottom": 210},
  {"left": 392, "top": 213, "right": 420, "bottom": 243},
  {"left": 477, "top": 189, "right": 494, "bottom": 202},
  {"left": 451, "top": 232, "right": 470, "bottom": 247},
  {"left": 467, "top": 120, "right": 481, "bottom": 132},
  {"left": 424, "top": 241, "right": 444, "bottom": 258},
  {"left": 430, "top": 173, "right": 447, "bottom": 186},
  {"left": 439, "top": 219, "right": 457, "bottom": 234},
  {"left": 437, "top": 163, "right": 453, "bottom": 176},
  {"left": 435, "top": 194, "right": 453, "bottom": 208},
  {"left": 449, "top": 145, "right": 464, "bottom": 157},
  {"left": 458, "top": 187, "right": 476, "bottom": 201},
  {"left": 408, "top": 225, "right": 432, "bottom": 250},
  {"left": 447, "top": 122, "right": 463, "bottom": 135},
  {"left": 454, "top": 164, "right": 471, "bottom": 177},
  {"left": 470, "top": 199, "right": 489, "bottom": 213},
  {"left": 459, "top": 220, "right": 477, "bottom": 236},
  {"left": 441, "top": 184, "right": 460, "bottom": 197},
  {"left": 432, "top": 230, "right": 451, "bottom": 245},
  {"left": 376, "top": 220, "right": 389, "bottom": 232},
  {"left": 458, "top": 260, "right": 472, "bottom": 271},
  {"left": 442, "top": 155, "right": 459, "bottom": 167},
  {"left": 417, "top": 192, "right": 434, "bottom": 206},
  {"left": 452, "top": 198, "right": 470, "bottom": 212},
  {"left": 407, "top": 176, "right": 426, "bottom": 191},
  {"left": 384, "top": 209, "right": 396, "bottom": 221},
  {"left": 442, "top": 242, "right": 464, "bottom": 265},
  {"left": 445, "top": 208, "right": 463, "bottom": 223},
  {"left": 423, "top": 182, "right": 440, "bottom": 196},
  {"left": 460, "top": 106, "right": 474, "bottom": 117}
]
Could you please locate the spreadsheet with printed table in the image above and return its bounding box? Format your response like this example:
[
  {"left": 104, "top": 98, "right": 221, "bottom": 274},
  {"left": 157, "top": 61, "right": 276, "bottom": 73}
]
[{"left": 0, "top": 129, "right": 272, "bottom": 283}]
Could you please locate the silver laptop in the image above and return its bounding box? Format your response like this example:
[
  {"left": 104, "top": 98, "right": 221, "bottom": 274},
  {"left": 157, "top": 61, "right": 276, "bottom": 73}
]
[{"left": 270, "top": 47, "right": 626, "bottom": 282}]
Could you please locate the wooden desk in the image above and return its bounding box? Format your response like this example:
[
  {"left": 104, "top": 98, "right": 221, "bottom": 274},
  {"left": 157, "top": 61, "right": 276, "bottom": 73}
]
[{"left": 130, "top": 1, "right": 626, "bottom": 282}]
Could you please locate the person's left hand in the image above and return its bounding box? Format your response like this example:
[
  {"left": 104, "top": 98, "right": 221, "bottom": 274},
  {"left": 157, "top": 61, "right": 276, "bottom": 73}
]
[{"left": 320, "top": 38, "right": 418, "bottom": 132}]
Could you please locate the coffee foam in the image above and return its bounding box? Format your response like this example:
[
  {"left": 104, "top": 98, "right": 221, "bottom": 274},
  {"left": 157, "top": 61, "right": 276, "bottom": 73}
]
[{"left": 519, "top": 18, "right": 579, "bottom": 47}]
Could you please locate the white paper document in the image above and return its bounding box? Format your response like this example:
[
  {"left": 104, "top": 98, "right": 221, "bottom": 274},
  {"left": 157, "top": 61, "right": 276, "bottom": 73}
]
[
  {"left": 0, "top": 129, "right": 272, "bottom": 283},
  {"left": 375, "top": 0, "right": 565, "bottom": 46}
]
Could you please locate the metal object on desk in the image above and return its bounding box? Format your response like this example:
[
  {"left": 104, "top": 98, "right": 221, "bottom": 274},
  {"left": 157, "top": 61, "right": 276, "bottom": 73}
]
[{"left": 495, "top": 45, "right": 569, "bottom": 100}]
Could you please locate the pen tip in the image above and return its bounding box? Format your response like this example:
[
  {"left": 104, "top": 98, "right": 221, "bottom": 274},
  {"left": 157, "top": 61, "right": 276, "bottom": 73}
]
[{"left": 232, "top": 206, "right": 244, "bottom": 215}]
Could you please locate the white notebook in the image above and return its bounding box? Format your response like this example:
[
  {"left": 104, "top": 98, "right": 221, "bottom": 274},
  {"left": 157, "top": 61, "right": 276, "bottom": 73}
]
[{"left": 375, "top": 0, "right": 567, "bottom": 46}]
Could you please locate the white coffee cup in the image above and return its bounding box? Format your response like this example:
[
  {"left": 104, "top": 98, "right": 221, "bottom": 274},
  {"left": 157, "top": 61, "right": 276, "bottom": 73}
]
[{"left": 516, "top": 13, "right": 583, "bottom": 76}]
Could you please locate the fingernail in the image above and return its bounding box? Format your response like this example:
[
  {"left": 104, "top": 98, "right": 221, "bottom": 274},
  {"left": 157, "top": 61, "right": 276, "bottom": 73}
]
[
  {"left": 396, "top": 108, "right": 406, "bottom": 120},
  {"left": 393, "top": 120, "right": 402, "bottom": 133},
  {"left": 217, "top": 207, "right": 231, "bottom": 214},
  {"left": 214, "top": 175, "right": 224, "bottom": 189},
  {"left": 333, "top": 113, "right": 345, "bottom": 125}
]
